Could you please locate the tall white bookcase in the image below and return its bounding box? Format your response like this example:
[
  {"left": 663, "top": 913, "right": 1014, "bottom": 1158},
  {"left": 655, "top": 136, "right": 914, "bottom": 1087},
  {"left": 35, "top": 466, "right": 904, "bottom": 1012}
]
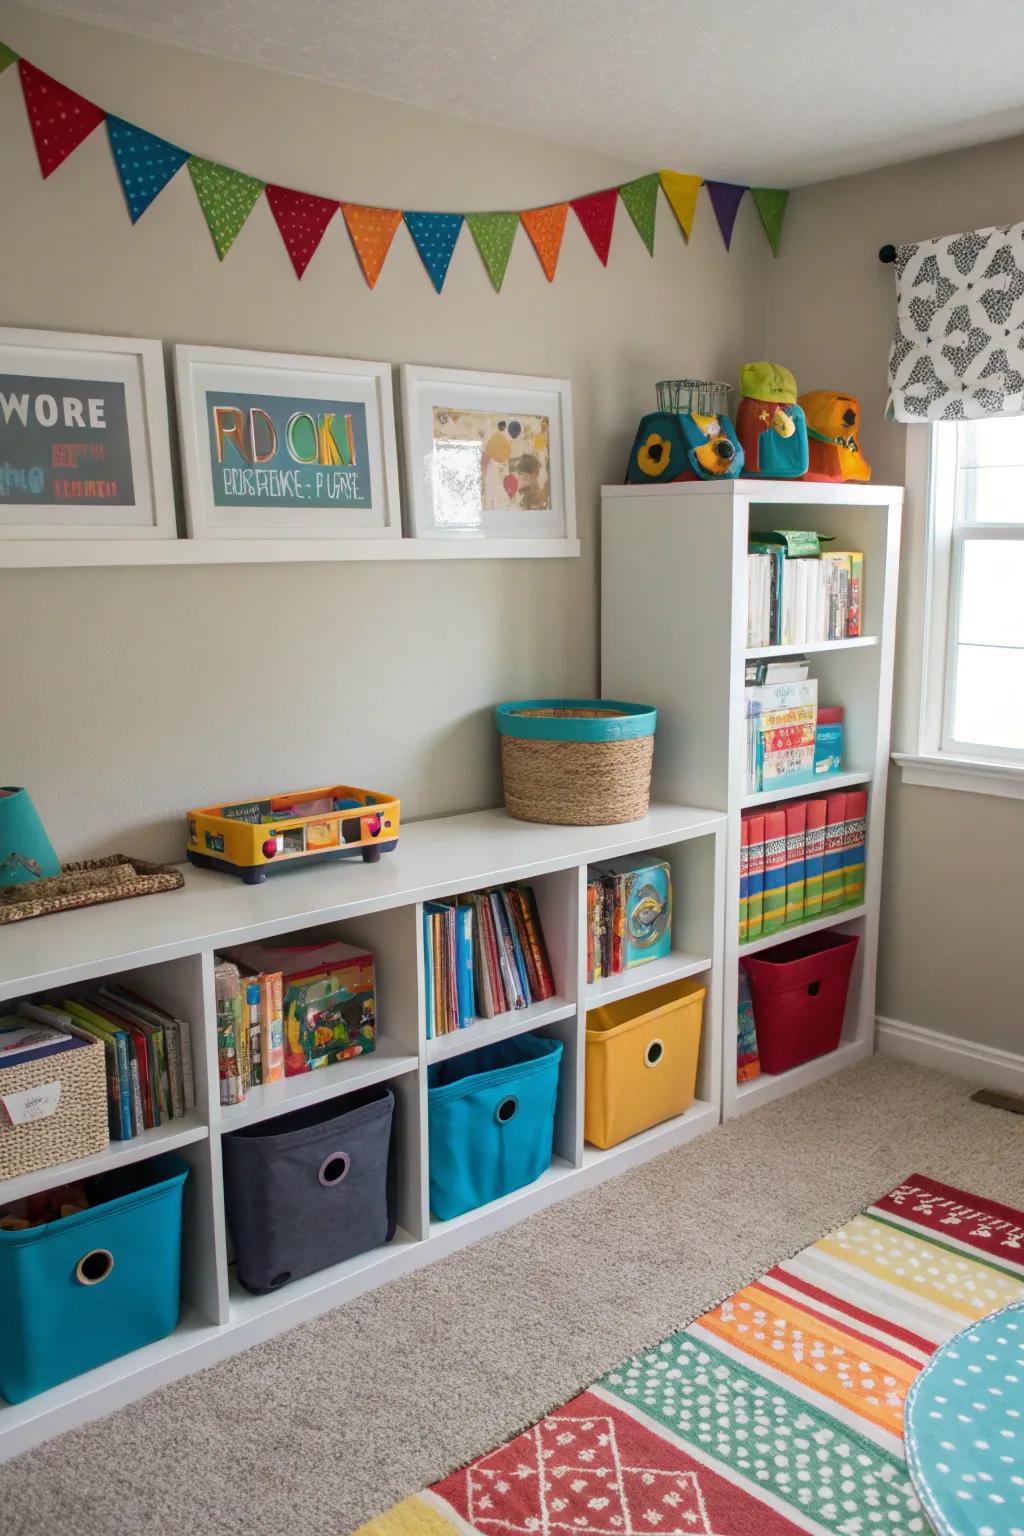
[{"left": 601, "top": 480, "right": 903, "bottom": 1118}]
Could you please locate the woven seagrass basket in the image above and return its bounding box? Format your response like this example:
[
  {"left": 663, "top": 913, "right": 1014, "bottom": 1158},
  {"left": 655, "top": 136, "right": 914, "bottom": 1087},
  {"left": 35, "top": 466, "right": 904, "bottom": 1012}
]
[
  {"left": 0, "top": 1035, "right": 109, "bottom": 1181},
  {"left": 495, "top": 699, "right": 657, "bottom": 826}
]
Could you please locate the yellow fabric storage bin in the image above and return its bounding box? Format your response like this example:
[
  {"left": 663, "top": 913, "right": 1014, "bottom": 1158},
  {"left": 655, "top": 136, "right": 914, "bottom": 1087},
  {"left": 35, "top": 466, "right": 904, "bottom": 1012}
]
[{"left": 585, "top": 977, "right": 705, "bottom": 1149}]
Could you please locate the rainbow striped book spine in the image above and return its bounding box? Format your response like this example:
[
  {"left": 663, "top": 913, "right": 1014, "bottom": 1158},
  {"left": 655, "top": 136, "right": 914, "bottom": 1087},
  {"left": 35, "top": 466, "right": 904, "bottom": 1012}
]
[
  {"left": 761, "top": 809, "right": 787, "bottom": 934},
  {"left": 843, "top": 788, "right": 868, "bottom": 904},
  {"left": 803, "top": 797, "right": 826, "bottom": 915},
  {"left": 823, "top": 791, "right": 847, "bottom": 910},
  {"left": 784, "top": 800, "right": 806, "bottom": 924},
  {"left": 745, "top": 813, "right": 765, "bottom": 941}
]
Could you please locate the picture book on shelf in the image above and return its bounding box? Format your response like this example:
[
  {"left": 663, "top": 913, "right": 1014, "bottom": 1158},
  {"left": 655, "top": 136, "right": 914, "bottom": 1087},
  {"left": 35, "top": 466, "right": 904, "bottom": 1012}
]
[
  {"left": 739, "top": 790, "right": 866, "bottom": 943},
  {"left": 586, "top": 857, "right": 672, "bottom": 983},
  {"left": 422, "top": 883, "right": 555, "bottom": 1037}
]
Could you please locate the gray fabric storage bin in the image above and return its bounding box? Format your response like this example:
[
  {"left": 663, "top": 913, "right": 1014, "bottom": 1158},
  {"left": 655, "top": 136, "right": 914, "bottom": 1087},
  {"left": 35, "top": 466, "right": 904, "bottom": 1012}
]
[{"left": 222, "top": 1083, "right": 395, "bottom": 1294}]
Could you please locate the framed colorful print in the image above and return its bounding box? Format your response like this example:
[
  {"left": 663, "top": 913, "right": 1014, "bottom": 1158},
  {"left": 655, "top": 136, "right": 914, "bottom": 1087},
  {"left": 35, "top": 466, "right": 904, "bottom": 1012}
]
[
  {"left": 174, "top": 345, "right": 400, "bottom": 539},
  {"left": 0, "top": 327, "right": 175, "bottom": 541},
  {"left": 400, "top": 365, "right": 575, "bottom": 542}
]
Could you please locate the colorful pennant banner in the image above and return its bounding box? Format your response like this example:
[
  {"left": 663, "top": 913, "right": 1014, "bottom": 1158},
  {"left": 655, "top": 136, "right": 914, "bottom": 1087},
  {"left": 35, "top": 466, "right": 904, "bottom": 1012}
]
[{"left": 1, "top": 41, "right": 791, "bottom": 291}]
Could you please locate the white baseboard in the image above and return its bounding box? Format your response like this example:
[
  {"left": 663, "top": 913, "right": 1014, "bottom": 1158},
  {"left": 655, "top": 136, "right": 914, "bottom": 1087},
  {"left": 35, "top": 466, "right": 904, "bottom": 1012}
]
[{"left": 876, "top": 1015, "right": 1024, "bottom": 1095}]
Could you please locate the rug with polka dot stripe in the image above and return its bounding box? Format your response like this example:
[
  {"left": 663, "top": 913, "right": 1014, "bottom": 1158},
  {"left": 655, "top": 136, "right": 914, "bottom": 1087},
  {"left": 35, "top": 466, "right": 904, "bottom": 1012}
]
[{"left": 358, "top": 1173, "right": 1024, "bottom": 1536}]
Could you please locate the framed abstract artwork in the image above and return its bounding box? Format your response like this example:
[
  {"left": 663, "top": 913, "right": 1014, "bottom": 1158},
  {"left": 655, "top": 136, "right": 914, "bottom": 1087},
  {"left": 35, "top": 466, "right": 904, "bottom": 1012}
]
[
  {"left": 0, "top": 327, "right": 175, "bottom": 541},
  {"left": 400, "top": 364, "right": 575, "bottom": 542},
  {"left": 174, "top": 345, "right": 401, "bottom": 539}
]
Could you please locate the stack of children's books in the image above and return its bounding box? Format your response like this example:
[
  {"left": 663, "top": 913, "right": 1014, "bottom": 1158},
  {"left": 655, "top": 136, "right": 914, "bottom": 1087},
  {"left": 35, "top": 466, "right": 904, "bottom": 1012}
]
[
  {"left": 747, "top": 533, "right": 863, "bottom": 648},
  {"left": 744, "top": 673, "right": 819, "bottom": 794},
  {"left": 586, "top": 856, "right": 673, "bottom": 982},
  {"left": 423, "top": 884, "right": 555, "bottom": 1037},
  {"left": 739, "top": 787, "right": 867, "bottom": 943},
  {"left": 16, "top": 984, "right": 196, "bottom": 1140}
]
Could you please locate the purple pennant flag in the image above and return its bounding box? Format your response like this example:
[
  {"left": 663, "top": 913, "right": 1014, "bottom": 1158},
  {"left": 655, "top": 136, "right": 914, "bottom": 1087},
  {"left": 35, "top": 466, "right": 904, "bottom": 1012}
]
[{"left": 705, "top": 181, "right": 746, "bottom": 250}]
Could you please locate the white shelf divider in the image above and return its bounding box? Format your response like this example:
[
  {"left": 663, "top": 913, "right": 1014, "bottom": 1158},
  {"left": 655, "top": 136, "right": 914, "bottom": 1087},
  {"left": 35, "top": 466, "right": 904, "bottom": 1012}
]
[
  {"left": 602, "top": 480, "right": 902, "bottom": 1121},
  {"left": 584, "top": 951, "right": 711, "bottom": 1008},
  {"left": 0, "top": 801, "right": 724, "bottom": 1462}
]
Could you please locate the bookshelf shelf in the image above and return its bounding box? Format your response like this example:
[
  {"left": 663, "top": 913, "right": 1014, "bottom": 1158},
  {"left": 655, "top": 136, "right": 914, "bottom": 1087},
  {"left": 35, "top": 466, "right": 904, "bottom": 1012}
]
[
  {"left": 739, "top": 904, "right": 867, "bottom": 958},
  {"left": 218, "top": 1036, "right": 419, "bottom": 1131},
  {"left": 739, "top": 769, "right": 872, "bottom": 810},
  {"left": 0, "top": 1113, "right": 209, "bottom": 1206},
  {"left": 0, "top": 802, "right": 724, "bottom": 1461},
  {"left": 745, "top": 636, "right": 880, "bottom": 659},
  {"left": 602, "top": 480, "right": 902, "bottom": 1121},
  {"left": 584, "top": 950, "right": 711, "bottom": 1008},
  {"left": 425, "top": 997, "right": 576, "bottom": 1064}
]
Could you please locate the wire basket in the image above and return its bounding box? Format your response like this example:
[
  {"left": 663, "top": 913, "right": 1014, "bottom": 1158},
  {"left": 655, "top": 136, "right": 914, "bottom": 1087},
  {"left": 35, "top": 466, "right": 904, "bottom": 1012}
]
[{"left": 656, "top": 379, "right": 732, "bottom": 415}]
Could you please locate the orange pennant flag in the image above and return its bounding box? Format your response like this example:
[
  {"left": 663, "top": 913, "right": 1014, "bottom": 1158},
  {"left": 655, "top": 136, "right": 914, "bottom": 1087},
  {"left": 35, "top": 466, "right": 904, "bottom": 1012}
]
[
  {"left": 341, "top": 203, "right": 404, "bottom": 289},
  {"left": 659, "top": 171, "right": 702, "bottom": 243},
  {"left": 520, "top": 202, "right": 569, "bottom": 282}
]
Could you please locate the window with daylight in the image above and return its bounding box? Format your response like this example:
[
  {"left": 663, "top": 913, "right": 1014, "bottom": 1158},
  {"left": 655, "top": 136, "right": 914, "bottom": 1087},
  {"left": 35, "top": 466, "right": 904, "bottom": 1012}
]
[{"left": 925, "top": 418, "right": 1024, "bottom": 767}]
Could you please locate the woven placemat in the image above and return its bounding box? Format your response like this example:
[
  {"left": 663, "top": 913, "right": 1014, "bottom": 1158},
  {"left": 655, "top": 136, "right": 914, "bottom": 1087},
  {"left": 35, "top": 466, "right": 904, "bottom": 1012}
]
[{"left": 0, "top": 854, "right": 184, "bottom": 924}]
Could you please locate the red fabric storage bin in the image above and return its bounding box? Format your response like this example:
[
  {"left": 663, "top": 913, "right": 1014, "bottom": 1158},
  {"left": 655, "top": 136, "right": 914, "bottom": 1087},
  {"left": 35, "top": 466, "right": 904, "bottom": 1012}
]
[{"left": 742, "top": 931, "right": 859, "bottom": 1074}]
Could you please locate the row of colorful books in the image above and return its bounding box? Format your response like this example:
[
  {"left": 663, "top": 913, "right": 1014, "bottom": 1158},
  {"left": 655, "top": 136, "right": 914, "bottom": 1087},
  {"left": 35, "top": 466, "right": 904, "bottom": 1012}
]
[
  {"left": 12, "top": 984, "right": 196, "bottom": 1140},
  {"left": 747, "top": 545, "right": 863, "bottom": 648},
  {"left": 586, "top": 856, "right": 673, "bottom": 982},
  {"left": 739, "top": 788, "right": 867, "bottom": 943},
  {"left": 745, "top": 676, "right": 822, "bottom": 794},
  {"left": 423, "top": 885, "right": 555, "bottom": 1038}
]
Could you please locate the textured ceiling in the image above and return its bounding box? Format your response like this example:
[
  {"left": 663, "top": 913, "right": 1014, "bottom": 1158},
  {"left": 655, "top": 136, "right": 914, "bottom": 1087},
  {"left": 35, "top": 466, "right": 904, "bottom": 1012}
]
[{"left": 18, "top": 0, "right": 1024, "bottom": 185}]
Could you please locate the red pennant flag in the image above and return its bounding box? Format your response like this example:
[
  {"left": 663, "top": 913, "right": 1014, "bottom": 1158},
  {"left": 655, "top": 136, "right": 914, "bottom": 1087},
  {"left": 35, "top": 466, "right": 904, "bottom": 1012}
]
[
  {"left": 19, "top": 59, "right": 105, "bottom": 179},
  {"left": 571, "top": 187, "right": 618, "bottom": 266},
  {"left": 265, "top": 184, "right": 337, "bottom": 278}
]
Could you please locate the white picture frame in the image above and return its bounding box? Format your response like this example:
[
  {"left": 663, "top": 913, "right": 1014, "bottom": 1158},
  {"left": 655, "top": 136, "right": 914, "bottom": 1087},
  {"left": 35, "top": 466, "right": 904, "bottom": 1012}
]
[
  {"left": 174, "top": 345, "right": 401, "bottom": 540},
  {"left": 400, "top": 364, "right": 576, "bottom": 542},
  {"left": 0, "top": 327, "right": 175, "bottom": 541}
]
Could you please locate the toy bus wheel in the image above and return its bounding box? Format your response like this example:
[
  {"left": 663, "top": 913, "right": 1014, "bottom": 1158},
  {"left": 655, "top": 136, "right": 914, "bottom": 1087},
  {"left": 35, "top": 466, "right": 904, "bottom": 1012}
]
[{"left": 362, "top": 846, "right": 381, "bottom": 864}]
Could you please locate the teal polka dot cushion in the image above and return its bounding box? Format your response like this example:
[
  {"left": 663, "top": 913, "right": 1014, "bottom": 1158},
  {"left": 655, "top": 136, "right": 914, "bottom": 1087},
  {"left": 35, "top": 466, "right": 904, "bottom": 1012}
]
[{"left": 906, "top": 1299, "right": 1024, "bottom": 1535}]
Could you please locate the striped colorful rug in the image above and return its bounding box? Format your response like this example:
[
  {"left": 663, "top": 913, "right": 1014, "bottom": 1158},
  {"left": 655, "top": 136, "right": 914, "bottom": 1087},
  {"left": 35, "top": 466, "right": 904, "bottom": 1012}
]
[{"left": 357, "top": 1175, "right": 1024, "bottom": 1536}]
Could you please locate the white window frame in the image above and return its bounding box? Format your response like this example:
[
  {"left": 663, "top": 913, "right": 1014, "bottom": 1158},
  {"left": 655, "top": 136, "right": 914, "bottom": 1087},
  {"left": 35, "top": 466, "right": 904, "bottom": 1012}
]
[{"left": 894, "top": 422, "right": 1024, "bottom": 799}]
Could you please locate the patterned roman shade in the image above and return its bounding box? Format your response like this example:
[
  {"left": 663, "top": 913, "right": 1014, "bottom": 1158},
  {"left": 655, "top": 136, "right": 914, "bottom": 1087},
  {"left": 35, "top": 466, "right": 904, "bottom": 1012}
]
[{"left": 887, "top": 219, "right": 1024, "bottom": 421}]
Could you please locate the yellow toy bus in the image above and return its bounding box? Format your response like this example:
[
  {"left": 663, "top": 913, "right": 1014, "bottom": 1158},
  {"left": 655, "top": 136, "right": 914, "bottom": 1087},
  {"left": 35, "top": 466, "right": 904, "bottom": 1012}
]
[{"left": 186, "top": 784, "right": 400, "bottom": 884}]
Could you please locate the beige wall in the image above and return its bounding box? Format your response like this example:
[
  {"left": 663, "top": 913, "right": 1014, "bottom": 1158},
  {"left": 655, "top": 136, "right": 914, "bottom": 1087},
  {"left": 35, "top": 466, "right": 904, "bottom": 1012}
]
[
  {"left": 766, "top": 137, "right": 1024, "bottom": 1053},
  {"left": 0, "top": 1, "right": 765, "bottom": 862}
]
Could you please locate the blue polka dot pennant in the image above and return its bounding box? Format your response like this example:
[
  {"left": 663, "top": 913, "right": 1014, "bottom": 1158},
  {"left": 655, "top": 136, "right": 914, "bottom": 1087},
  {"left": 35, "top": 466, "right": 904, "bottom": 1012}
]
[
  {"left": 107, "top": 115, "right": 189, "bottom": 224},
  {"left": 404, "top": 211, "right": 464, "bottom": 294}
]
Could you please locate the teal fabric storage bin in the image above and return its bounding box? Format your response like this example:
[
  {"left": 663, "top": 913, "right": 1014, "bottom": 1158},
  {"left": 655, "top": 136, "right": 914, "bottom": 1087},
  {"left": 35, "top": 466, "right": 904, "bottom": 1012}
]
[
  {"left": 0, "top": 1154, "right": 188, "bottom": 1404},
  {"left": 428, "top": 1032, "right": 562, "bottom": 1220}
]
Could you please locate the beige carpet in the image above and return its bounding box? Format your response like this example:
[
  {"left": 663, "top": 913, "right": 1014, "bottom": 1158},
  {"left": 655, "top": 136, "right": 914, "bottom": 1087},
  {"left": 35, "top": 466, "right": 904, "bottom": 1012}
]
[{"left": 1, "top": 1057, "right": 1022, "bottom": 1536}]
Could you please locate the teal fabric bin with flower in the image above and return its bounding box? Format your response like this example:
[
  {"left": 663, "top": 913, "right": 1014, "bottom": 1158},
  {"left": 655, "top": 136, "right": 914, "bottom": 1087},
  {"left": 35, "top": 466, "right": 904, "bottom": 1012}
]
[
  {"left": 0, "top": 1154, "right": 188, "bottom": 1404},
  {"left": 427, "top": 1033, "right": 563, "bottom": 1220}
]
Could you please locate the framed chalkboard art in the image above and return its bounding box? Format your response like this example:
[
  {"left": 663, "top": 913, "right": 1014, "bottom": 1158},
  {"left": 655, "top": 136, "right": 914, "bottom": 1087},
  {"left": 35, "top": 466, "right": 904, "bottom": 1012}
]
[
  {"left": 0, "top": 328, "right": 175, "bottom": 541},
  {"left": 174, "top": 345, "right": 401, "bottom": 540}
]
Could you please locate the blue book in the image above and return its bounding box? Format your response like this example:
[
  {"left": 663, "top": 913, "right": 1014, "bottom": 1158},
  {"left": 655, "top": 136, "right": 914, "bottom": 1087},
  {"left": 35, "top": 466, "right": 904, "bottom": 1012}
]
[
  {"left": 500, "top": 890, "right": 531, "bottom": 1006},
  {"left": 455, "top": 903, "right": 475, "bottom": 1029}
]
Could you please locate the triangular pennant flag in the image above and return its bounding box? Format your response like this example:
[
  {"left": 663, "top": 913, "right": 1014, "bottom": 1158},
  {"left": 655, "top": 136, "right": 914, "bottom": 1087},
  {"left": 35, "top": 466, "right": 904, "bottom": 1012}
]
[
  {"left": 750, "top": 187, "right": 789, "bottom": 257},
  {"left": 705, "top": 180, "right": 746, "bottom": 250},
  {"left": 0, "top": 41, "right": 17, "bottom": 75},
  {"left": 404, "top": 211, "right": 463, "bottom": 293},
  {"left": 618, "top": 172, "right": 659, "bottom": 256},
  {"left": 520, "top": 202, "right": 569, "bottom": 283},
  {"left": 265, "top": 184, "right": 338, "bottom": 278},
  {"left": 659, "top": 171, "right": 701, "bottom": 243},
  {"left": 18, "top": 58, "right": 105, "bottom": 179},
  {"left": 341, "top": 203, "right": 403, "bottom": 289},
  {"left": 107, "top": 115, "right": 188, "bottom": 224},
  {"left": 465, "top": 211, "right": 518, "bottom": 292},
  {"left": 571, "top": 187, "right": 618, "bottom": 266},
  {"left": 189, "top": 157, "right": 264, "bottom": 260}
]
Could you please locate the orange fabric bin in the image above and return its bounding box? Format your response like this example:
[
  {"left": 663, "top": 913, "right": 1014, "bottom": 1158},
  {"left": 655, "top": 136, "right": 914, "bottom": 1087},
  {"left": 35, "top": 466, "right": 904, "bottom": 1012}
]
[{"left": 584, "top": 977, "right": 705, "bottom": 1149}]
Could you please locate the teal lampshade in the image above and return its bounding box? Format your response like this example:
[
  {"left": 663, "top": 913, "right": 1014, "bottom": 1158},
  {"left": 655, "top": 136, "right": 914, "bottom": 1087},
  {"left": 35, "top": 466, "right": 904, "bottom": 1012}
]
[{"left": 0, "top": 788, "right": 61, "bottom": 886}]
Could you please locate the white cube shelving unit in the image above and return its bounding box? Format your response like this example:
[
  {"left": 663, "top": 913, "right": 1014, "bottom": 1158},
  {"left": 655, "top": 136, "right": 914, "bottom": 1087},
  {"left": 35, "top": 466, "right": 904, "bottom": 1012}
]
[
  {"left": 601, "top": 479, "right": 903, "bottom": 1118},
  {"left": 0, "top": 802, "right": 723, "bottom": 1460}
]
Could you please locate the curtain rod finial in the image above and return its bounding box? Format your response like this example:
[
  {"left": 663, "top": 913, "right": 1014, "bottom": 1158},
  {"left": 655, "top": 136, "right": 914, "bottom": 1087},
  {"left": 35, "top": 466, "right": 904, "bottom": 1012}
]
[{"left": 879, "top": 243, "right": 897, "bottom": 264}]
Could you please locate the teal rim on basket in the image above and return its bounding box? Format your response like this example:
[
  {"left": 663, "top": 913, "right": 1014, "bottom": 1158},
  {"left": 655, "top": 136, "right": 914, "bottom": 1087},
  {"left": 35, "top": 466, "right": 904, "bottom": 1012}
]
[{"left": 495, "top": 700, "right": 657, "bottom": 743}]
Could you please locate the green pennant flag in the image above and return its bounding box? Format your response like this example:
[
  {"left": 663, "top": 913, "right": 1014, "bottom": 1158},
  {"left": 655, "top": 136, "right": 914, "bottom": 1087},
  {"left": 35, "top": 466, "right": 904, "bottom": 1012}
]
[
  {"left": 0, "top": 41, "right": 17, "bottom": 74},
  {"left": 466, "top": 211, "right": 519, "bottom": 292},
  {"left": 618, "top": 172, "right": 659, "bottom": 255},
  {"left": 188, "top": 156, "right": 265, "bottom": 261},
  {"left": 751, "top": 187, "right": 789, "bottom": 257}
]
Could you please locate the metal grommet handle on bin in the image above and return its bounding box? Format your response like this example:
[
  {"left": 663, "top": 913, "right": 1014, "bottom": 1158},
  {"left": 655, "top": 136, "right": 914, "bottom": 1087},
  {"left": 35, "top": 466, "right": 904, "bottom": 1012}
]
[
  {"left": 807, "top": 980, "right": 822, "bottom": 997},
  {"left": 495, "top": 1095, "right": 519, "bottom": 1125},
  {"left": 318, "top": 1151, "right": 352, "bottom": 1187},
  {"left": 75, "top": 1248, "right": 114, "bottom": 1286},
  {"left": 644, "top": 1038, "right": 665, "bottom": 1068}
]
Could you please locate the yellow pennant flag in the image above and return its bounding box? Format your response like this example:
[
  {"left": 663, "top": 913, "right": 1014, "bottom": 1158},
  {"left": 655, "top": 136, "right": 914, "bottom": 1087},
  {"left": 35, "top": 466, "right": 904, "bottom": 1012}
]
[{"left": 659, "top": 171, "right": 702, "bottom": 243}]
